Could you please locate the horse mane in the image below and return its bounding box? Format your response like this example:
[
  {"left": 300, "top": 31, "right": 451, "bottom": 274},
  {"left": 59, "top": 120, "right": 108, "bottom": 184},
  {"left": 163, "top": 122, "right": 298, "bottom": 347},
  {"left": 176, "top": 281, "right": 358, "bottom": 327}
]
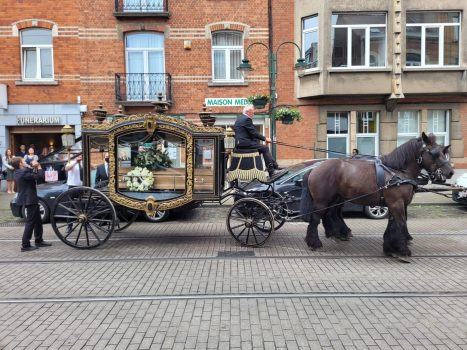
[{"left": 380, "top": 137, "right": 423, "bottom": 170}]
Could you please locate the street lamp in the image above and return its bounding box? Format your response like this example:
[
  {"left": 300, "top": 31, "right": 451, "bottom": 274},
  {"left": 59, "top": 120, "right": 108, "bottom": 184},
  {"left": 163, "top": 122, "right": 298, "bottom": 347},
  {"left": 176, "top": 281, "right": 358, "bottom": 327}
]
[{"left": 237, "top": 42, "right": 307, "bottom": 157}]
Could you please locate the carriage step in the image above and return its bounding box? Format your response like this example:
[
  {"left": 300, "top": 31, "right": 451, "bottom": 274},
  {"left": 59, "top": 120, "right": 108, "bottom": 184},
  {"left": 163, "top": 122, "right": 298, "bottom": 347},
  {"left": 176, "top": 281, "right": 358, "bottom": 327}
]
[{"left": 217, "top": 251, "right": 256, "bottom": 258}]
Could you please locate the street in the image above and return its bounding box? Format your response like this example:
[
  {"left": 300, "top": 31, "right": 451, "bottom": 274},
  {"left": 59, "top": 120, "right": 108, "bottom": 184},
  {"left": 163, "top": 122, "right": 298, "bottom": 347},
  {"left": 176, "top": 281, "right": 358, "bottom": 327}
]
[{"left": 0, "top": 204, "right": 466, "bottom": 349}]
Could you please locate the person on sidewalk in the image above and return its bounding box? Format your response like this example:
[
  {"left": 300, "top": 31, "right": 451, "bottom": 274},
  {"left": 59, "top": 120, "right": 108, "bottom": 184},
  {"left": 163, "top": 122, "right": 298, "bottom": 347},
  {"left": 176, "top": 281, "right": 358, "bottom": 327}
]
[
  {"left": 65, "top": 153, "right": 83, "bottom": 188},
  {"left": 234, "top": 105, "right": 286, "bottom": 179},
  {"left": 3, "top": 149, "right": 15, "bottom": 194},
  {"left": 11, "top": 157, "right": 52, "bottom": 252}
]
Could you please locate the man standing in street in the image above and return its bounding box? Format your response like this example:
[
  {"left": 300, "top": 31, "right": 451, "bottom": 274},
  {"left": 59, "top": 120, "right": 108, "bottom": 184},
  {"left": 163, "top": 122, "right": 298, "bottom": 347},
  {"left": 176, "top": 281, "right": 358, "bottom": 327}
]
[
  {"left": 234, "top": 105, "right": 287, "bottom": 179},
  {"left": 11, "top": 157, "right": 52, "bottom": 252},
  {"left": 65, "top": 153, "right": 83, "bottom": 188}
]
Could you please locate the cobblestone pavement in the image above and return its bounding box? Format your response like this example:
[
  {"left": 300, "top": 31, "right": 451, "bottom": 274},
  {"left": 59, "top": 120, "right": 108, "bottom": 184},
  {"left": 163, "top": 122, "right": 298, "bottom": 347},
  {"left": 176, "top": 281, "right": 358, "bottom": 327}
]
[{"left": 1, "top": 214, "right": 467, "bottom": 349}]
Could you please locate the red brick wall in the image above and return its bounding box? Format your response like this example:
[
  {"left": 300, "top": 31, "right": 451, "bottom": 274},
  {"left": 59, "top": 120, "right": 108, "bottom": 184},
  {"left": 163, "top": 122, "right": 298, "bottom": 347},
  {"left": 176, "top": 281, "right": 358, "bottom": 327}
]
[{"left": 0, "top": 0, "right": 321, "bottom": 163}]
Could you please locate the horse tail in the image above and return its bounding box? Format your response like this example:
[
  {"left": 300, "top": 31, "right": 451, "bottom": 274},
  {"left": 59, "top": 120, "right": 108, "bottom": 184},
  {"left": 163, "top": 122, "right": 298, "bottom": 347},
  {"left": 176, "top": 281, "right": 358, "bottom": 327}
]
[{"left": 300, "top": 170, "right": 313, "bottom": 222}]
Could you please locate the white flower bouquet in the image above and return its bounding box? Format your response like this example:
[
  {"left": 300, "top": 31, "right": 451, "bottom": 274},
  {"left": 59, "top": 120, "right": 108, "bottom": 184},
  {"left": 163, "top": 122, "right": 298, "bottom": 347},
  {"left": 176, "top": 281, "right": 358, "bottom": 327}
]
[{"left": 123, "top": 167, "right": 154, "bottom": 192}]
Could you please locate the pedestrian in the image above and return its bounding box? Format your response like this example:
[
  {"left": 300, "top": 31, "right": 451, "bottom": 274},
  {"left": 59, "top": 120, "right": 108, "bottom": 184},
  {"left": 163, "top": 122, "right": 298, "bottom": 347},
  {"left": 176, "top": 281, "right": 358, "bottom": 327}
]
[
  {"left": 24, "top": 147, "right": 39, "bottom": 168},
  {"left": 0, "top": 153, "right": 3, "bottom": 191},
  {"left": 95, "top": 152, "right": 109, "bottom": 186},
  {"left": 16, "top": 144, "right": 26, "bottom": 157},
  {"left": 3, "top": 149, "right": 15, "bottom": 194},
  {"left": 11, "top": 156, "right": 52, "bottom": 252},
  {"left": 351, "top": 148, "right": 359, "bottom": 158},
  {"left": 234, "top": 104, "right": 286, "bottom": 179},
  {"left": 65, "top": 153, "right": 83, "bottom": 188}
]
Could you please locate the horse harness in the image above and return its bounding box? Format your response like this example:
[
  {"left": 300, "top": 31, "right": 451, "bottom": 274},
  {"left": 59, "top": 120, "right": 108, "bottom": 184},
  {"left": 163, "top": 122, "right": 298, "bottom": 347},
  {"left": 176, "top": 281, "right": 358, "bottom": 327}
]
[{"left": 374, "top": 158, "right": 419, "bottom": 207}]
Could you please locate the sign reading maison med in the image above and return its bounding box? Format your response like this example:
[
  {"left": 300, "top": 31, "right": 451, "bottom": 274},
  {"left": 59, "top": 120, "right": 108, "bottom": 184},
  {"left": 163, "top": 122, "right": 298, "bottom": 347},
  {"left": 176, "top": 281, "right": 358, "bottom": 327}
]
[{"left": 205, "top": 98, "right": 249, "bottom": 107}]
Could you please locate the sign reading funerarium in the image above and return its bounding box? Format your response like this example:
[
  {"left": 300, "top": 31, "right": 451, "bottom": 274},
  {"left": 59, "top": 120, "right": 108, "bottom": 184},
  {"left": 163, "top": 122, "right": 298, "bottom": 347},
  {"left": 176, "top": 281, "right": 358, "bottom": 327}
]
[
  {"left": 205, "top": 98, "right": 248, "bottom": 107},
  {"left": 17, "top": 116, "right": 62, "bottom": 125}
]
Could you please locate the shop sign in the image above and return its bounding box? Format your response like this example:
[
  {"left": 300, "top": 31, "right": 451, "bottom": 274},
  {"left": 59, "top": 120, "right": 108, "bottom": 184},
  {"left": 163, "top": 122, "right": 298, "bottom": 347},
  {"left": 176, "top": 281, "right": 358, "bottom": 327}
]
[
  {"left": 205, "top": 98, "right": 248, "bottom": 107},
  {"left": 17, "top": 116, "right": 62, "bottom": 125}
]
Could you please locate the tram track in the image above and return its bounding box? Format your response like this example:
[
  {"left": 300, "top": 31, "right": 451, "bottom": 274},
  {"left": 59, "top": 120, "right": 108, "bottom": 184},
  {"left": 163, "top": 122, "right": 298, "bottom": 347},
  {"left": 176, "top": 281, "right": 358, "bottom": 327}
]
[
  {"left": 1, "top": 291, "right": 467, "bottom": 305},
  {"left": 0, "top": 254, "right": 467, "bottom": 265}
]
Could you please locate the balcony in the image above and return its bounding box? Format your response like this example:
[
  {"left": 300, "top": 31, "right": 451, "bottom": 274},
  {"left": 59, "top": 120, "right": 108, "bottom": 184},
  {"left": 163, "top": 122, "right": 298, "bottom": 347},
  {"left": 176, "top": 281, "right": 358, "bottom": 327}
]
[
  {"left": 114, "top": 0, "right": 169, "bottom": 18},
  {"left": 115, "top": 73, "right": 172, "bottom": 106}
]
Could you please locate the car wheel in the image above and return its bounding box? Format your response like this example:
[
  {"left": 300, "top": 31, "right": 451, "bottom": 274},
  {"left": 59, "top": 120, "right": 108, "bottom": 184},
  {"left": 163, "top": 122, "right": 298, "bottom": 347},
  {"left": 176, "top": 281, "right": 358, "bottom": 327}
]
[
  {"left": 22, "top": 199, "right": 50, "bottom": 223},
  {"left": 142, "top": 210, "right": 170, "bottom": 223},
  {"left": 364, "top": 205, "right": 389, "bottom": 219}
]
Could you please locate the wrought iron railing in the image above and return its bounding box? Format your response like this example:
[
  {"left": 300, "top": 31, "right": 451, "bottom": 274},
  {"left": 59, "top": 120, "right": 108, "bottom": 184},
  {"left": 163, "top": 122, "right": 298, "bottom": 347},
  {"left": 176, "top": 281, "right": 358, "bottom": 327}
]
[
  {"left": 115, "top": 0, "right": 168, "bottom": 13},
  {"left": 115, "top": 73, "right": 172, "bottom": 103}
]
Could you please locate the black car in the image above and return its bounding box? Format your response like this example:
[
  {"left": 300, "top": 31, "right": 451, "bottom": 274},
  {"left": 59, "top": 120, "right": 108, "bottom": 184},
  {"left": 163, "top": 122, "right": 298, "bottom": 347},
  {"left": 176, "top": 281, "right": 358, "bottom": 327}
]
[
  {"left": 242, "top": 160, "right": 389, "bottom": 219},
  {"left": 10, "top": 180, "right": 199, "bottom": 223}
]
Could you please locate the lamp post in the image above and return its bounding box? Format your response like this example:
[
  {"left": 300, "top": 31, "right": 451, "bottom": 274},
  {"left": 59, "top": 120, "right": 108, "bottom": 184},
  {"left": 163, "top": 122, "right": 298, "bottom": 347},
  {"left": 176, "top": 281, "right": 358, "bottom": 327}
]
[
  {"left": 237, "top": 42, "right": 307, "bottom": 158},
  {"left": 61, "top": 124, "right": 75, "bottom": 160}
]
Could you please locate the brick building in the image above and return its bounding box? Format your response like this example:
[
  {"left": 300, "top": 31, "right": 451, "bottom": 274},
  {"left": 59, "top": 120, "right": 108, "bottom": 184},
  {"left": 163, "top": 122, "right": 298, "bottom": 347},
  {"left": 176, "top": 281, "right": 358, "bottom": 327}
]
[{"left": 0, "top": 0, "right": 284, "bottom": 160}]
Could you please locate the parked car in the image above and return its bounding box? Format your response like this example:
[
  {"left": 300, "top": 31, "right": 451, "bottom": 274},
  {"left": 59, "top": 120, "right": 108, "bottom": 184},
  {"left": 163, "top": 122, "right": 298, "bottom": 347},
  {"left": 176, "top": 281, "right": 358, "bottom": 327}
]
[
  {"left": 452, "top": 173, "right": 467, "bottom": 204},
  {"left": 10, "top": 180, "right": 200, "bottom": 223},
  {"left": 242, "top": 160, "right": 390, "bottom": 219}
]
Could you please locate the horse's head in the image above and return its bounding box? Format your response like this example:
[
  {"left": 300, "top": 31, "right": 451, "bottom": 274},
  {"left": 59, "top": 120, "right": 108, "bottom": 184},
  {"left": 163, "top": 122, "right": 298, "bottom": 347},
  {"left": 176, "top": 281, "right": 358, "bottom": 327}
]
[{"left": 419, "top": 132, "right": 454, "bottom": 179}]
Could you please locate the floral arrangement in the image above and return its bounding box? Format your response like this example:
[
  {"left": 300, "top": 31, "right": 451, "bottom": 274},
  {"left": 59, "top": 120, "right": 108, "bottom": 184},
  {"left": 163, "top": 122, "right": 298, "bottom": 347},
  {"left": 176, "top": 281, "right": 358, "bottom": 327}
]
[
  {"left": 133, "top": 147, "right": 172, "bottom": 170},
  {"left": 123, "top": 167, "right": 154, "bottom": 192},
  {"left": 274, "top": 107, "right": 303, "bottom": 122},
  {"left": 246, "top": 94, "right": 270, "bottom": 103}
]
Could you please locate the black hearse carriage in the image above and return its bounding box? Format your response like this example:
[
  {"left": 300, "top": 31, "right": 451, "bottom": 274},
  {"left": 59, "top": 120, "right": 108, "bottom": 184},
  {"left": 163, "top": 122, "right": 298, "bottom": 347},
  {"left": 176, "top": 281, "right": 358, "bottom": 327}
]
[{"left": 50, "top": 111, "right": 228, "bottom": 249}]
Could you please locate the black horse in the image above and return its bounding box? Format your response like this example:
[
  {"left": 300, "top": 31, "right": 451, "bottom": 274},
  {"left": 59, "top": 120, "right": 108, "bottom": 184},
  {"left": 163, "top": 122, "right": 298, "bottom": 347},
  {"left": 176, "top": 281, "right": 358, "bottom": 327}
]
[{"left": 300, "top": 132, "right": 454, "bottom": 260}]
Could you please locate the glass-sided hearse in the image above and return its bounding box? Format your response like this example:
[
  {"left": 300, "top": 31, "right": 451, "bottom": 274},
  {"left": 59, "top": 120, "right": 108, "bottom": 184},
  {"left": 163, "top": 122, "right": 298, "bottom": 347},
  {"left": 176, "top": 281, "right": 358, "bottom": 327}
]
[{"left": 50, "top": 110, "right": 290, "bottom": 250}]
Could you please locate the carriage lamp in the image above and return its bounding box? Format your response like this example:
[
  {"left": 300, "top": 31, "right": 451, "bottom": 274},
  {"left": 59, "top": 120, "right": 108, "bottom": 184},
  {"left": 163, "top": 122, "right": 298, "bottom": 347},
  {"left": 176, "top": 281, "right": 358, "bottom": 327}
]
[
  {"left": 224, "top": 126, "right": 235, "bottom": 151},
  {"left": 92, "top": 101, "right": 108, "bottom": 124},
  {"left": 61, "top": 124, "right": 75, "bottom": 158}
]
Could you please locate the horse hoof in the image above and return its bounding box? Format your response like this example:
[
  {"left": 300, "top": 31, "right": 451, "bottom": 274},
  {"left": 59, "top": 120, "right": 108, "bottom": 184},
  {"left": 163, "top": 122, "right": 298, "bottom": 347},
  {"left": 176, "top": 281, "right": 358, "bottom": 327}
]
[
  {"left": 338, "top": 236, "right": 350, "bottom": 241},
  {"left": 392, "top": 254, "right": 411, "bottom": 263},
  {"left": 407, "top": 240, "right": 412, "bottom": 246}
]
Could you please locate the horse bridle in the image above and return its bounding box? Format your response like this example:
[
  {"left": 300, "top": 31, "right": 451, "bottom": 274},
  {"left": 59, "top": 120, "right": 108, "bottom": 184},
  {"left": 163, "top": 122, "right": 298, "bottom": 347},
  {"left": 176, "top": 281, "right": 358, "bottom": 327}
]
[{"left": 417, "top": 144, "right": 450, "bottom": 171}]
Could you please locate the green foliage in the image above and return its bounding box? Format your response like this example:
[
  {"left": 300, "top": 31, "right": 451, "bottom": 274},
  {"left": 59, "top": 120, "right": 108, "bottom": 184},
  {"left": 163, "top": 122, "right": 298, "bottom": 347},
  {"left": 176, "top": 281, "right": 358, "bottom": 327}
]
[
  {"left": 246, "top": 94, "right": 270, "bottom": 103},
  {"left": 274, "top": 107, "right": 303, "bottom": 122},
  {"left": 133, "top": 147, "right": 172, "bottom": 171}
]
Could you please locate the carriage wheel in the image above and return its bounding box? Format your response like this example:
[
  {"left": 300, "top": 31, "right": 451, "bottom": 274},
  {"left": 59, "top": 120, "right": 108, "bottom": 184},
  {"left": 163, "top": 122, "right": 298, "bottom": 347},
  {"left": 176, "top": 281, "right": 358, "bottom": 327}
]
[
  {"left": 114, "top": 206, "right": 139, "bottom": 232},
  {"left": 50, "top": 187, "right": 116, "bottom": 249},
  {"left": 258, "top": 192, "right": 287, "bottom": 231},
  {"left": 227, "top": 198, "right": 275, "bottom": 247}
]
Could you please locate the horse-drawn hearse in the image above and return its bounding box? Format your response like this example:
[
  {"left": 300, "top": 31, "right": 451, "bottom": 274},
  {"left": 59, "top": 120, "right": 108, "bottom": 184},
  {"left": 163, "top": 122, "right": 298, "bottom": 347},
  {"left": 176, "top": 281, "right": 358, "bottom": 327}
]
[{"left": 50, "top": 107, "right": 454, "bottom": 262}]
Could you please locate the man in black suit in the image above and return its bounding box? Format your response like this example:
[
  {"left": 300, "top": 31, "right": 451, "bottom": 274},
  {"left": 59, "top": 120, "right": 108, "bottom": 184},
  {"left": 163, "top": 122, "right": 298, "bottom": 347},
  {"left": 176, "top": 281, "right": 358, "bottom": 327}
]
[
  {"left": 95, "top": 152, "right": 109, "bottom": 186},
  {"left": 12, "top": 157, "right": 52, "bottom": 252},
  {"left": 234, "top": 105, "right": 286, "bottom": 178}
]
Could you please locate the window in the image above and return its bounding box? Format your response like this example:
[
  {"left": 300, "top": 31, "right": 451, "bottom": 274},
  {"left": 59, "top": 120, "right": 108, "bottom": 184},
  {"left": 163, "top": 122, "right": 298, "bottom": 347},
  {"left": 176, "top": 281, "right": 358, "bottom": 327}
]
[
  {"left": 397, "top": 111, "right": 420, "bottom": 146},
  {"left": 125, "top": 32, "right": 165, "bottom": 101},
  {"left": 332, "top": 13, "right": 386, "bottom": 68},
  {"left": 302, "top": 15, "right": 318, "bottom": 69},
  {"left": 356, "top": 111, "right": 379, "bottom": 156},
  {"left": 427, "top": 110, "right": 449, "bottom": 146},
  {"left": 21, "top": 29, "right": 53, "bottom": 80},
  {"left": 123, "top": 0, "right": 164, "bottom": 12},
  {"left": 212, "top": 31, "right": 243, "bottom": 81},
  {"left": 406, "top": 12, "right": 460, "bottom": 67},
  {"left": 327, "top": 112, "right": 349, "bottom": 158}
]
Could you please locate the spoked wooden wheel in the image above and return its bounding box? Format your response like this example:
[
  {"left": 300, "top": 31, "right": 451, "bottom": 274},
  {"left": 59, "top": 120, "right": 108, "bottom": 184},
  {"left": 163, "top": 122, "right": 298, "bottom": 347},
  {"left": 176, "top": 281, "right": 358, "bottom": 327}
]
[
  {"left": 258, "top": 192, "right": 287, "bottom": 231},
  {"left": 114, "top": 206, "right": 139, "bottom": 232},
  {"left": 50, "top": 187, "right": 116, "bottom": 249},
  {"left": 227, "top": 198, "right": 275, "bottom": 247}
]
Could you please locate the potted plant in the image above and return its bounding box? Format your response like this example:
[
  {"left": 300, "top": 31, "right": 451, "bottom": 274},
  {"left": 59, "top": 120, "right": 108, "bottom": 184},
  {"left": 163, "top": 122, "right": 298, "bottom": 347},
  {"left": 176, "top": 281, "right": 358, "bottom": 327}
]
[
  {"left": 247, "top": 94, "right": 270, "bottom": 109},
  {"left": 274, "top": 107, "right": 303, "bottom": 125}
]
